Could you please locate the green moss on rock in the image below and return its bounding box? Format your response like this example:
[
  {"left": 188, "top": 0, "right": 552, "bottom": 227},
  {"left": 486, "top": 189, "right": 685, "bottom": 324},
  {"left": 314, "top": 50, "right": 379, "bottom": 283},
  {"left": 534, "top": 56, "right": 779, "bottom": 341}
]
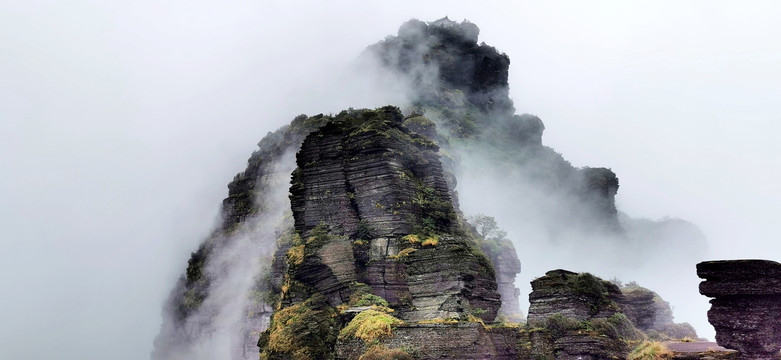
[
  {"left": 258, "top": 293, "right": 338, "bottom": 360},
  {"left": 339, "top": 309, "right": 405, "bottom": 344}
]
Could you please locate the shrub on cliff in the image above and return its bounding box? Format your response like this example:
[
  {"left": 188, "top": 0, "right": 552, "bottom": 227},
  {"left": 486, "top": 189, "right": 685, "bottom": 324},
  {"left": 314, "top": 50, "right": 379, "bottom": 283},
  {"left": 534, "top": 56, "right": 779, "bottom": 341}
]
[
  {"left": 258, "top": 293, "right": 337, "bottom": 360},
  {"left": 339, "top": 309, "right": 405, "bottom": 344},
  {"left": 566, "top": 272, "right": 615, "bottom": 315},
  {"left": 628, "top": 341, "right": 672, "bottom": 360}
]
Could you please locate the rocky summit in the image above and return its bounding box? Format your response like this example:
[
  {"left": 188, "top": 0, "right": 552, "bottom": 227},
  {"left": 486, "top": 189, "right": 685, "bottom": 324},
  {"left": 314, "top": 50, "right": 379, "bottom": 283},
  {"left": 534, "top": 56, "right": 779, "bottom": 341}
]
[
  {"left": 288, "top": 107, "right": 501, "bottom": 320},
  {"left": 258, "top": 106, "right": 517, "bottom": 359},
  {"left": 152, "top": 17, "right": 721, "bottom": 360},
  {"left": 366, "top": 17, "right": 623, "bottom": 235}
]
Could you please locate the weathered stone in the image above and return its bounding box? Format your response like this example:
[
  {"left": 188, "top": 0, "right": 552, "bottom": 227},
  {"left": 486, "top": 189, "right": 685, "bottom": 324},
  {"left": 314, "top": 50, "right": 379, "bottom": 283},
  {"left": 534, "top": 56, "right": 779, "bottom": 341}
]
[
  {"left": 367, "top": 18, "right": 626, "bottom": 239},
  {"left": 620, "top": 285, "right": 699, "bottom": 340},
  {"left": 621, "top": 286, "right": 657, "bottom": 330},
  {"left": 698, "top": 260, "right": 781, "bottom": 359},
  {"left": 524, "top": 270, "right": 659, "bottom": 359},
  {"left": 665, "top": 341, "right": 739, "bottom": 359},
  {"left": 516, "top": 324, "right": 629, "bottom": 360},
  {"left": 552, "top": 334, "right": 625, "bottom": 360},
  {"left": 287, "top": 107, "right": 501, "bottom": 321},
  {"left": 527, "top": 269, "right": 623, "bottom": 326},
  {"left": 335, "top": 323, "right": 518, "bottom": 360},
  {"left": 152, "top": 114, "right": 330, "bottom": 360},
  {"left": 290, "top": 107, "right": 451, "bottom": 239},
  {"left": 258, "top": 106, "right": 506, "bottom": 359},
  {"left": 699, "top": 260, "right": 781, "bottom": 297},
  {"left": 398, "top": 235, "right": 500, "bottom": 322},
  {"left": 492, "top": 240, "right": 523, "bottom": 321},
  {"left": 294, "top": 234, "right": 358, "bottom": 306}
]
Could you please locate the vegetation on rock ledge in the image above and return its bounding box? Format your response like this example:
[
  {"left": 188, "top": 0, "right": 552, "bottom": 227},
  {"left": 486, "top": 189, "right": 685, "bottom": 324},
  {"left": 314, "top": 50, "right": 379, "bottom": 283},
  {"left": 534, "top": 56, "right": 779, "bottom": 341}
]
[
  {"left": 258, "top": 293, "right": 337, "bottom": 360},
  {"left": 339, "top": 309, "right": 405, "bottom": 344}
]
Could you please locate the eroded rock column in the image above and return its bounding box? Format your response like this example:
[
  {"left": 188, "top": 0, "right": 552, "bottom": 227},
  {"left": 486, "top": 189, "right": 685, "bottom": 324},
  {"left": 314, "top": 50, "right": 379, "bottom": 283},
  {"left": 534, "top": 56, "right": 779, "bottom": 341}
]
[{"left": 698, "top": 260, "right": 781, "bottom": 360}]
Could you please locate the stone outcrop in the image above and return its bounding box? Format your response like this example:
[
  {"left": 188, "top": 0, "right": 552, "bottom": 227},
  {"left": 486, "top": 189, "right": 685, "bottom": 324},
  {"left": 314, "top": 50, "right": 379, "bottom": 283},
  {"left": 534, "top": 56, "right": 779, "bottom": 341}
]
[
  {"left": 366, "top": 18, "right": 624, "bottom": 237},
  {"left": 698, "top": 260, "right": 781, "bottom": 360},
  {"left": 259, "top": 107, "right": 513, "bottom": 360},
  {"left": 489, "top": 240, "right": 523, "bottom": 321},
  {"left": 524, "top": 270, "right": 640, "bottom": 359},
  {"left": 368, "top": 17, "right": 513, "bottom": 116},
  {"left": 336, "top": 323, "right": 518, "bottom": 360},
  {"left": 622, "top": 286, "right": 657, "bottom": 330},
  {"left": 287, "top": 107, "right": 500, "bottom": 319},
  {"left": 665, "top": 341, "right": 738, "bottom": 360},
  {"left": 153, "top": 17, "right": 706, "bottom": 360},
  {"left": 621, "top": 285, "right": 699, "bottom": 340},
  {"left": 152, "top": 114, "right": 331, "bottom": 360},
  {"left": 290, "top": 107, "right": 451, "bottom": 239},
  {"left": 527, "top": 269, "right": 624, "bottom": 326},
  {"left": 523, "top": 270, "right": 703, "bottom": 359}
]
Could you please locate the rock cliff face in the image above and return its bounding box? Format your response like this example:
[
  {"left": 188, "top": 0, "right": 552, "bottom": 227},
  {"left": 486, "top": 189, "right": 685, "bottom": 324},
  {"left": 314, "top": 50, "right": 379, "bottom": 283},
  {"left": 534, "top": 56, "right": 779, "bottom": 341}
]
[
  {"left": 621, "top": 285, "right": 699, "bottom": 340},
  {"left": 527, "top": 270, "right": 624, "bottom": 326},
  {"left": 153, "top": 105, "right": 524, "bottom": 360},
  {"left": 337, "top": 324, "right": 518, "bottom": 360},
  {"left": 366, "top": 17, "right": 623, "bottom": 235},
  {"left": 698, "top": 260, "right": 781, "bottom": 360},
  {"left": 524, "top": 269, "right": 702, "bottom": 360},
  {"left": 524, "top": 270, "right": 638, "bottom": 359},
  {"left": 367, "top": 17, "right": 708, "bottom": 276},
  {"left": 152, "top": 115, "right": 332, "bottom": 360},
  {"left": 290, "top": 107, "right": 451, "bottom": 240},
  {"left": 289, "top": 107, "right": 499, "bottom": 319},
  {"left": 258, "top": 107, "right": 516, "bottom": 360},
  {"left": 622, "top": 286, "right": 657, "bottom": 330},
  {"left": 154, "top": 17, "right": 706, "bottom": 360},
  {"left": 487, "top": 240, "right": 523, "bottom": 321}
]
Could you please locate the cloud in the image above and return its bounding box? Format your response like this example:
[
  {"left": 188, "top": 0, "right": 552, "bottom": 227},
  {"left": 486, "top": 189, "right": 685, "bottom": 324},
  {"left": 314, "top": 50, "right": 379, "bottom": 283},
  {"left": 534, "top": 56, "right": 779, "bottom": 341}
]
[{"left": 2, "top": 2, "right": 780, "bottom": 359}]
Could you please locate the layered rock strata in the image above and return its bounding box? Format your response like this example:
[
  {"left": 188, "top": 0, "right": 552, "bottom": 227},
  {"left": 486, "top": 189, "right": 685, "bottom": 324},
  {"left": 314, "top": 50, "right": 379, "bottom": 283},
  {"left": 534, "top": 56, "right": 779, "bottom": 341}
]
[
  {"left": 259, "top": 107, "right": 515, "bottom": 359},
  {"left": 366, "top": 18, "right": 623, "bottom": 234},
  {"left": 524, "top": 269, "right": 700, "bottom": 359},
  {"left": 527, "top": 269, "right": 624, "bottom": 326},
  {"left": 154, "top": 16, "right": 707, "bottom": 360},
  {"left": 287, "top": 107, "right": 500, "bottom": 319},
  {"left": 336, "top": 323, "right": 518, "bottom": 360},
  {"left": 621, "top": 285, "right": 699, "bottom": 340},
  {"left": 489, "top": 240, "right": 523, "bottom": 321},
  {"left": 698, "top": 260, "right": 781, "bottom": 360},
  {"left": 665, "top": 341, "right": 737, "bottom": 360},
  {"left": 152, "top": 114, "right": 331, "bottom": 360},
  {"left": 524, "top": 270, "right": 639, "bottom": 359}
]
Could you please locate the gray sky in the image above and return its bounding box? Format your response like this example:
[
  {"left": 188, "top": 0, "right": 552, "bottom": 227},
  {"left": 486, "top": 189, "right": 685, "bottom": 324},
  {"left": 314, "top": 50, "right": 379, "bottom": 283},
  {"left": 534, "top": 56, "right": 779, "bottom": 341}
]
[{"left": 1, "top": 1, "right": 779, "bottom": 359}]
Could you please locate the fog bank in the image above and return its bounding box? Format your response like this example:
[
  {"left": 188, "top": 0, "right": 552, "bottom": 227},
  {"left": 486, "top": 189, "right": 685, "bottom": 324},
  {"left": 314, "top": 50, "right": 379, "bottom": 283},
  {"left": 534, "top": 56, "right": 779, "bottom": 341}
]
[{"left": 2, "top": 1, "right": 780, "bottom": 359}]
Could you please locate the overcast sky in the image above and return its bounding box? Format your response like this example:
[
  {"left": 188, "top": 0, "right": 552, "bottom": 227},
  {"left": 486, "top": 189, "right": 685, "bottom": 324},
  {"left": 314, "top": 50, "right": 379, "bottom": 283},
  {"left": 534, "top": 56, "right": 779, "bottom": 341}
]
[{"left": 1, "top": 1, "right": 780, "bottom": 359}]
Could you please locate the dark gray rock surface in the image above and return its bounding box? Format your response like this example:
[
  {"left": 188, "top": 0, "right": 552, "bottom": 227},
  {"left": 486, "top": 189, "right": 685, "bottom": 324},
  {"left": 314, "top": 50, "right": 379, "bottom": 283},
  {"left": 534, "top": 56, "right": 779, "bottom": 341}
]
[
  {"left": 527, "top": 269, "right": 623, "bottom": 326},
  {"left": 621, "top": 285, "right": 699, "bottom": 340},
  {"left": 698, "top": 260, "right": 781, "bottom": 360},
  {"left": 336, "top": 323, "right": 518, "bottom": 360},
  {"left": 367, "top": 18, "right": 623, "bottom": 235},
  {"left": 288, "top": 107, "right": 501, "bottom": 321}
]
